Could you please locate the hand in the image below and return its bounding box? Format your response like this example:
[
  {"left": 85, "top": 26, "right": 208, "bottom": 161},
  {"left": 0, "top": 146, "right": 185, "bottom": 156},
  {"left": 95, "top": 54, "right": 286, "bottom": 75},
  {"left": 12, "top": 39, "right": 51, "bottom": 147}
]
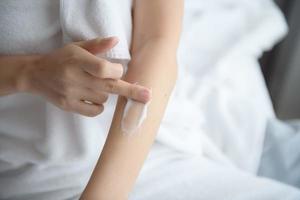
[{"left": 20, "top": 37, "right": 151, "bottom": 117}]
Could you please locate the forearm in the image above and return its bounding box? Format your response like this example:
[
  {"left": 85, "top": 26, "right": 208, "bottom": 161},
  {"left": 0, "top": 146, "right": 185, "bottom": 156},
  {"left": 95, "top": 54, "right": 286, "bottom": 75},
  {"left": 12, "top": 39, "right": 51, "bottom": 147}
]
[
  {"left": 80, "top": 39, "right": 177, "bottom": 199},
  {"left": 0, "top": 55, "right": 37, "bottom": 96}
]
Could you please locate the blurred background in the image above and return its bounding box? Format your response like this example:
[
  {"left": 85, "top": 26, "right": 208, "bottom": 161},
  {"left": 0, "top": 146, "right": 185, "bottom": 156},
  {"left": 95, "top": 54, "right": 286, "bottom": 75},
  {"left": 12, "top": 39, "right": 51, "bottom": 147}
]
[{"left": 260, "top": 0, "right": 300, "bottom": 120}]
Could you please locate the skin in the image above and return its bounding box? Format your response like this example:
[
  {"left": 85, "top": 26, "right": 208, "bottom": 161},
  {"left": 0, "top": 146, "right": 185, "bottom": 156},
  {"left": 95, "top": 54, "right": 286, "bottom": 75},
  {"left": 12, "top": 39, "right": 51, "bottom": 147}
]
[
  {"left": 0, "top": 37, "right": 151, "bottom": 117},
  {"left": 80, "top": 0, "right": 183, "bottom": 199}
]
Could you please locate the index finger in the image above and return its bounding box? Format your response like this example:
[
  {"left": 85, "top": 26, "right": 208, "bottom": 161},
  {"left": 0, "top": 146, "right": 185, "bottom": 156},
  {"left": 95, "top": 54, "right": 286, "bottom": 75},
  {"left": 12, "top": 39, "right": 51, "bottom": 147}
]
[
  {"left": 103, "top": 79, "right": 151, "bottom": 103},
  {"left": 81, "top": 56, "right": 124, "bottom": 79}
]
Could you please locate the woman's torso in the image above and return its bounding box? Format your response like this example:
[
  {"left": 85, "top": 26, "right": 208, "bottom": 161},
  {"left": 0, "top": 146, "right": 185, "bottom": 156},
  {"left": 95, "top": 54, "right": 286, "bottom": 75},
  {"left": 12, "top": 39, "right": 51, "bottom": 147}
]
[{"left": 0, "top": 1, "right": 119, "bottom": 199}]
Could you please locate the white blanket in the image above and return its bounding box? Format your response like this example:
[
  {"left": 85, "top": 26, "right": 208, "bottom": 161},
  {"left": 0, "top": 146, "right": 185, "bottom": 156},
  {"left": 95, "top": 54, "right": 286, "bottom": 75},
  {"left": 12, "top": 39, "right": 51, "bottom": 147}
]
[
  {"left": 157, "top": 0, "right": 288, "bottom": 173},
  {"left": 130, "top": 143, "right": 300, "bottom": 200}
]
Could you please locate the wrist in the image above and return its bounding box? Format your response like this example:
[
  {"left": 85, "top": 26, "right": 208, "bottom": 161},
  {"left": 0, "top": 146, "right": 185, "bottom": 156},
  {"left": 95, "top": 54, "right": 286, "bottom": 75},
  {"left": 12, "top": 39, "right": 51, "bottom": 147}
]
[{"left": 15, "top": 55, "right": 41, "bottom": 93}]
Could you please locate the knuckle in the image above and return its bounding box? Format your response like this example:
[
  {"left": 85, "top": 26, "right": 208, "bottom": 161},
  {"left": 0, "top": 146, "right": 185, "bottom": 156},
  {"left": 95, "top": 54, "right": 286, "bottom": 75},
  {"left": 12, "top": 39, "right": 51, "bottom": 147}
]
[
  {"left": 65, "top": 44, "right": 78, "bottom": 54},
  {"left": 65, "top": 46, "right": 80, "bottom": 64},
  {"left": 100, "top": 59, "right": 109, "bottom": 68},
  {"left": 115, "top": 63, "right": 124, "bottom": 76},
  {"left": 105, "top": 80, "right": 117, "bottom": 92},
  {"left": 97, "top": 93, "right": 109, "bottom": 103},
  {"left": 128, "top": 87, "right": 136, "bottom": 98},
  {"left": 96, "top": 60, "right": 108, "bottom": 77}
]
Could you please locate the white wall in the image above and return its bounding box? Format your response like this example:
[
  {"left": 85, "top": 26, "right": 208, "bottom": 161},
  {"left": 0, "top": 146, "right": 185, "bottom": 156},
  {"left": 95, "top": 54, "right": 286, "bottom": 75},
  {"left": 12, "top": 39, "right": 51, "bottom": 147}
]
[{"left": 271, "top": 0, "right": 300, "bottom": 119}]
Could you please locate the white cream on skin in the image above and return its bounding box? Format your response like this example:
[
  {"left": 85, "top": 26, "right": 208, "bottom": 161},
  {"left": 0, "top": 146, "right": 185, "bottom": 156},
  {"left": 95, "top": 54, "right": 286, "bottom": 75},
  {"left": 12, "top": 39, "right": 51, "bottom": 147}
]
[{"left": 121, "top": 98, "right": 150, "bottom": 135}]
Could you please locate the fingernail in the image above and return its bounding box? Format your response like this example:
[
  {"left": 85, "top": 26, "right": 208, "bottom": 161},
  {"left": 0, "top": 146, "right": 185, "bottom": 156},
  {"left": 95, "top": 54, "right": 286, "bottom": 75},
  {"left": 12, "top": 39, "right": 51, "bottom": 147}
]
[{"left": 139, "top": 89, "right": 151, "bottom": 103}]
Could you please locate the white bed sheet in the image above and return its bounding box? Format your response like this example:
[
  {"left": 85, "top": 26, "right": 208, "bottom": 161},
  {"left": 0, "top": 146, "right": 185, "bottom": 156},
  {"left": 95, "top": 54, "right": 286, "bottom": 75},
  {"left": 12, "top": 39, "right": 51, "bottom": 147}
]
[
  {"left": 259, "top": 119, "right": 300, "bottom": 188},
  {"left": 156, "top": 0, "right": 288, "bottom": 173},
  {"left": 130, "top": 142, "right": 300, "bottom": 200}
]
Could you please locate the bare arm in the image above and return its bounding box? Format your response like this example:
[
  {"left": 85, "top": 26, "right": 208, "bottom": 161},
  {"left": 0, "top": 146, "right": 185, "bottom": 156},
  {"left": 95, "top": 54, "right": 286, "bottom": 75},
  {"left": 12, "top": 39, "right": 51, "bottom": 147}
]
[
  {"left": 80, "top": 0, "right": 183, "bottom": 199},
  {"left": 0, "top": 38, "right": 150, "bottom": 116},
  {"left": 0, "top": 55, "right": 37, "bottom": 96}
]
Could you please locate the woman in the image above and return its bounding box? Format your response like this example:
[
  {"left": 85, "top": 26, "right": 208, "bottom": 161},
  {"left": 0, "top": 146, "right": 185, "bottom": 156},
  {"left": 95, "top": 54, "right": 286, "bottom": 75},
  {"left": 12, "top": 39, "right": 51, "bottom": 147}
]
[
  {"left": 0, "top": 0, "right": 182, "bottom": 199},
  {"left": 1, "top": 1, "right": 300, "bottom": 200}
]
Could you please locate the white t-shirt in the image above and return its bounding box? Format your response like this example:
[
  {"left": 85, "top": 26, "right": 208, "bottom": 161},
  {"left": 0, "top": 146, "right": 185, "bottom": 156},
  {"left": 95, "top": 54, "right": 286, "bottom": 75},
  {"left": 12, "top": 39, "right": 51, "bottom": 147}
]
[{"left": 0, "top": 1, "right": 118, "bottom": 199}]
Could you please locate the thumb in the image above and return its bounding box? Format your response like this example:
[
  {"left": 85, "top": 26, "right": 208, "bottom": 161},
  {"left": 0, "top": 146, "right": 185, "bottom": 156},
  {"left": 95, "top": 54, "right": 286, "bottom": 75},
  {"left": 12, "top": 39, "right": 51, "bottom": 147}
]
[{"left": 74, "top": 37, "right": 119, "bottom": 55}]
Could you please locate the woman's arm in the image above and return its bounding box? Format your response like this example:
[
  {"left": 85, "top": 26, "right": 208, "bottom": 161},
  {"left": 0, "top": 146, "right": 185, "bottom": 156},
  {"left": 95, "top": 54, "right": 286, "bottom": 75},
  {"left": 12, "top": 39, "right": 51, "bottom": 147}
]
[
  {"left": 80, "top": 0, "right": 183, "bottom": 199},
  {"left": 0, "top": 38, "right": 149, "bottom": 116},
  {"left": 0, "top": 55, "right": 37, "bottom": 96}
]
